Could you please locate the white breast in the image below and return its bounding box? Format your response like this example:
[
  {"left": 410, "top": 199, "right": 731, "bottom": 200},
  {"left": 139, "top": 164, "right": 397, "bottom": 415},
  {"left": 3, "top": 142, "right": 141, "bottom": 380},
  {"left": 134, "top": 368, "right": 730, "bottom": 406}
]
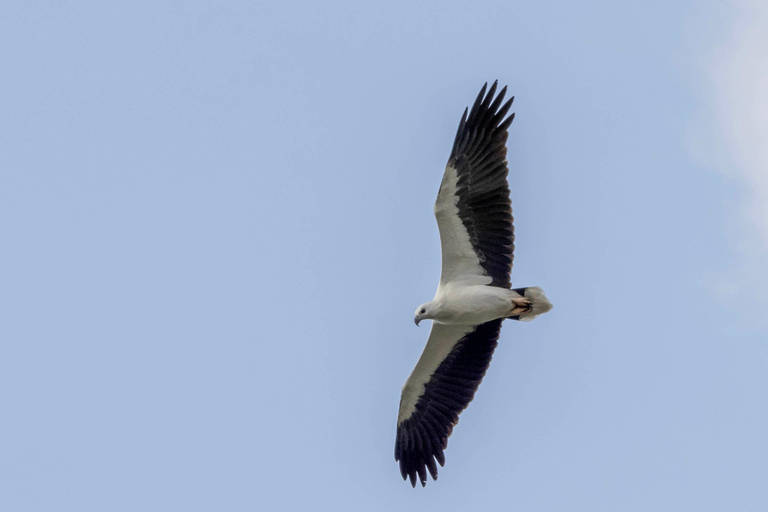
[{"left": 433, "top": 284, "right": 510, "bottom": 325}]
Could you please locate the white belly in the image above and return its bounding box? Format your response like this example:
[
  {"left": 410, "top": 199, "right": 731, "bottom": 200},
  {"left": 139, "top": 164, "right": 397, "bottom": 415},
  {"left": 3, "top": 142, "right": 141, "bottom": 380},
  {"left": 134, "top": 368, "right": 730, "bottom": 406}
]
[{"left": 432, "top": 284, "right": 512, "bottom": 325}]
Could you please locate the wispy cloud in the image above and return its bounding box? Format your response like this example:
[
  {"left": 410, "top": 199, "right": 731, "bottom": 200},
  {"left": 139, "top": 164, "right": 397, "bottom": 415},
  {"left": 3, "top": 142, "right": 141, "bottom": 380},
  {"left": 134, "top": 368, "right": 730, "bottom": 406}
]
[
  {"left": 710, "top": 1, "right": 768, "bottom": 245},
  {"left": 697, "top": 0, "right": 768, "bottom": 307}
]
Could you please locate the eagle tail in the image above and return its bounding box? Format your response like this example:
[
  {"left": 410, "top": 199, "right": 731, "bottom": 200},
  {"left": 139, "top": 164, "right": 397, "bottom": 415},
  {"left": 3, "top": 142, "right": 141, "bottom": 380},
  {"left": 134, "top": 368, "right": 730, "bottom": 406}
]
[{"left": 507, "top": 286, "right": 553, "bottom": 322}]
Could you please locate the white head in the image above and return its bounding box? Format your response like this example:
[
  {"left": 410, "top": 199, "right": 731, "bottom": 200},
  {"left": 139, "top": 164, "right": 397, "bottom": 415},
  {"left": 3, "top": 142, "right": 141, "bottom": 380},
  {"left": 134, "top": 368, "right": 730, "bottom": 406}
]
[{"left": 413, "top": 302, "right": 432, "bottom": 326}]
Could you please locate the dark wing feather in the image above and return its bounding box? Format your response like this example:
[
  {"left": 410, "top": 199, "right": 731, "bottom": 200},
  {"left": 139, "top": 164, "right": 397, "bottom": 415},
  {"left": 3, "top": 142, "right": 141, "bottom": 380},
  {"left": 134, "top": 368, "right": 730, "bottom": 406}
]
[
  {"left": 395, "top": 320, "right": 503, "bottom": 487},
  {"left": 447, "top": 81, "right": 515, "bottom": 288}
]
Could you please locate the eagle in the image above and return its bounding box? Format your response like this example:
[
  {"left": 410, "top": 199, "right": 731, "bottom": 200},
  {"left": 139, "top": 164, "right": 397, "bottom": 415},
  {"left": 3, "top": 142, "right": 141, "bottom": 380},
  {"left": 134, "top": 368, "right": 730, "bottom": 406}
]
[{"left": 395, "top": 81, "right": 552, "bottom": 487}]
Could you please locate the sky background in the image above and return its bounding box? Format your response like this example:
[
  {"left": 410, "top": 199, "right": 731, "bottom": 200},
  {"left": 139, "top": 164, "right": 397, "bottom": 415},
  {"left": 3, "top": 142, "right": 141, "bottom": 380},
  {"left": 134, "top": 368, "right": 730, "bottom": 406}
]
[{"left": 2, "top": 1, "right": 767, "bottom": 510}]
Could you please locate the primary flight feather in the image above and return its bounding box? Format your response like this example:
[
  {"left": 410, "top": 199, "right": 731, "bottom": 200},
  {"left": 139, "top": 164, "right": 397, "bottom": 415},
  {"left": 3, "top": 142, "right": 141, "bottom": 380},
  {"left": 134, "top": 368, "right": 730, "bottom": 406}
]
[{"left": 395, "top": 81, "right": 552, "bottom": 487}]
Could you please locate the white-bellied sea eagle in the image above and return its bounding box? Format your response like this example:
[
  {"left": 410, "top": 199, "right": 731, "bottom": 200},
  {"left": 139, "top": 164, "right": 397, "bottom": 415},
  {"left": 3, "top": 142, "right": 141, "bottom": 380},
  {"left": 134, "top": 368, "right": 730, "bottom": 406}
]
[{"left": 395, "top": 81, "right": 553, "bottom": 487}]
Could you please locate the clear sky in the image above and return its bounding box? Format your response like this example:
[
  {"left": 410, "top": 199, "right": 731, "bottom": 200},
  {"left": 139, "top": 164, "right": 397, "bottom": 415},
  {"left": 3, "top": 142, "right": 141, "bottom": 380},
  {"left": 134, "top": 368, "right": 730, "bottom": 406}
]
[{"left": 2, "top": 1, "right": 767, "bottom": 510}]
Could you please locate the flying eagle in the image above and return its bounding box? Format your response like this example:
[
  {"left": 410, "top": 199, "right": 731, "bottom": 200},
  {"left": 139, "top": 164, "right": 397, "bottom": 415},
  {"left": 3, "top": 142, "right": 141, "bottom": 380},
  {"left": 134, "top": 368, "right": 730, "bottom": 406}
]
[{"left": 395, "top": 81, "right": 552, "bottom": 487}]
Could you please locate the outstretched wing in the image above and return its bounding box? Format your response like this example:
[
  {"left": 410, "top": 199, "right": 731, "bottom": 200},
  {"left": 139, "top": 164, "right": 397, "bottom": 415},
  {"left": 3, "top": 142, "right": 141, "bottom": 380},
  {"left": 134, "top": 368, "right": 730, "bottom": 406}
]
[
  {"left": 434, "top": 81, "right": 515, "bottom": 288},
  {"left": 395, "top": 320, "right": 503, "bottom": 487}
]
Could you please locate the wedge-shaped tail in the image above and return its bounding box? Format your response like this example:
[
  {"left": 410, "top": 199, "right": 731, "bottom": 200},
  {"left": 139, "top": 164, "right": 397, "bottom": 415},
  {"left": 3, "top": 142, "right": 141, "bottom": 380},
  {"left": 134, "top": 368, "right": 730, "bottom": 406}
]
[{"left": 508, "top": 286, "right": 552, "bottom": 321}]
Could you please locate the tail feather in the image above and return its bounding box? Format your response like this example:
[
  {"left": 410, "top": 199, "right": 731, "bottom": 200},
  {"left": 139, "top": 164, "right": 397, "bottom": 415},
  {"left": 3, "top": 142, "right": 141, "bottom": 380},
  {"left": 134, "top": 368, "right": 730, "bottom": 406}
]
[{"left": 508, "top": 286, "right": 552, "bottom": 322}]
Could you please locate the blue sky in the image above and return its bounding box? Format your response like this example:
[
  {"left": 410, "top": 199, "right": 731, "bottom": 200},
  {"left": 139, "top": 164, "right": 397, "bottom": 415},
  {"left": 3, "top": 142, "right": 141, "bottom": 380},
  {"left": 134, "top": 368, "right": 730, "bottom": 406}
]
[{"left": 2, "top": 1, "right": 767, "bottom": 510}]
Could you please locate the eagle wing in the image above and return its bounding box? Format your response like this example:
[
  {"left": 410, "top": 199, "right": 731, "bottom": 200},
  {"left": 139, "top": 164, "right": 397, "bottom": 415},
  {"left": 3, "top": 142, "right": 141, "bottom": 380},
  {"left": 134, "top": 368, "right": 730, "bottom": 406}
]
[
  {"left": 395, "top": 320, "right": 503, "bottom": 487},
  {"left": 434, "top": 81, "right": 516, "bottom": 288}
]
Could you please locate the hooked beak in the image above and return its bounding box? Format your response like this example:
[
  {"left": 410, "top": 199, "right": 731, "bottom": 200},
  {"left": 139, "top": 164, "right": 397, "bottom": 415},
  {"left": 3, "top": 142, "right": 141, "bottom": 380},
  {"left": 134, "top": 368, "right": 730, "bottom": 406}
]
[{"left": 414, "top": 317, "right": 421, "bottom": 326}]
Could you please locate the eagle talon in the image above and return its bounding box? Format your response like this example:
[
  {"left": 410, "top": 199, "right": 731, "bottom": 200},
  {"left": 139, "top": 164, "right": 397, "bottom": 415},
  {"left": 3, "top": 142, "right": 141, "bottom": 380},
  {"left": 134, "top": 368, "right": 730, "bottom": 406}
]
[{"left": 510, "top": 297, "right": 532, "bottom": 316}]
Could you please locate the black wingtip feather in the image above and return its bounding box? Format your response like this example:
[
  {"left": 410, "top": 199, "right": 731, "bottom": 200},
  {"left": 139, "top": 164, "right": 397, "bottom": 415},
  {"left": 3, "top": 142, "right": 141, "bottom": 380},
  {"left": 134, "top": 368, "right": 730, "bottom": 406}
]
[
  {"left": 451, "top": 107, "right": 469, "bottom": 156},
  {"left": 417, "top": 465, "right": 427, "bottom": 487},
  {"left": 468, "top": 83, "right": 488, "bottom": 123},
  {"left": 494, "top": 96, "right": 514, "bottom": 124},
  {"left": 499, "top": 112, "right": 515, "bottom": 132},
  {"left": 483, "top": 81, "right": 498, "bottom": 109},
  {"left": 488, "top": 86, "right": 507, "bottom": 115},
  {"left": 426, "top": 456, "right": 439, "bottom": 481}
]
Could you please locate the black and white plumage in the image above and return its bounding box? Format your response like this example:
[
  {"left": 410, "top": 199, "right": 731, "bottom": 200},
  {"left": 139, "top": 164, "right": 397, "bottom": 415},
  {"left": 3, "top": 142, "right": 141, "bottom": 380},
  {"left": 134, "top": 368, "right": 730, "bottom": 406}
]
[{"left": 395, "top": 82, "right": 552, "bottom": 487}]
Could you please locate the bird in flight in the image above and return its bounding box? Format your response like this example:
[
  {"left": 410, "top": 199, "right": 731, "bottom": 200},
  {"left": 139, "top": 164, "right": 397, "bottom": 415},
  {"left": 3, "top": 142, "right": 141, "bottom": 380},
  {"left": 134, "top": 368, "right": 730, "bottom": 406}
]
[{"left": 395, "top": 81, "right": 552, "bottom": 487}]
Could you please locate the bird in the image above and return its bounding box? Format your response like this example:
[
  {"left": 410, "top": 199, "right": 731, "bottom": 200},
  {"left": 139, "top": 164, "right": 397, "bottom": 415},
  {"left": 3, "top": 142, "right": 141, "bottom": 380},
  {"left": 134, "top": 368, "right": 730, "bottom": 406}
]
[{"left": 395, "top": 81, "right": 553, "bottom": 487}]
